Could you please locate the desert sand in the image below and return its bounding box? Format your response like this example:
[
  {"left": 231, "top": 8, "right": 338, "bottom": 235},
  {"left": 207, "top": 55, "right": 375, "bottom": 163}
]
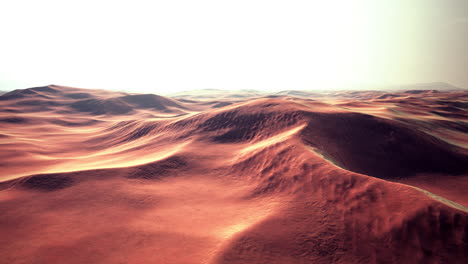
[{"left": 0, "top": 85, "right": 467, "bottom": 263}]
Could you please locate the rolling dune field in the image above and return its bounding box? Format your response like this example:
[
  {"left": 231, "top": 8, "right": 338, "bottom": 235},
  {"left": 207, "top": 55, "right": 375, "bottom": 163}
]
[{"left": 0, "top": 85, "right": 467, "bottom": 264}]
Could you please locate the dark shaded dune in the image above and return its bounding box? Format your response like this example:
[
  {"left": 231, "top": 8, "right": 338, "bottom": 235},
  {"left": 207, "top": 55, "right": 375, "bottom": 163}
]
[
  {"left": 263, "top": 95, "right": 284, "bottom": 99},
  {"left": 198, "top": 109, "right": 301, "bottom": 143},
  {"left": 163, "top": 100, "right": 304, "bottom": 143},
  {"left": 395, "top": 118, "right": 468, "bottom": 134},
  {"left": 336, "top": 101, "right": 370, "bottom": 108},
  {"left": 119, "top": 94, "right": 185, "bottom": 111},
  {"left": 0, "top": 86, "right": 61, "bottom": 101},
  {"left": 0, "top": 117, "right": 31, "bottom": 124},
  {"left": 0, "top": 104, "right": 53, "bottom": 113},
  {"left": 0, "top": 90, "right": 36, "bottom": 101},
  {"left": 228, "top": 93, "right": 256, "bottom": 98},
  {"left": 0, "top": 108, "right": 23, "bottom": 113},
  {"left": 433, "top": 120, "right": 468, "bottom": 134},
  {"left": 156, "top": 112, "right": 188, "bottom": 118},
  {"left": 64, "top": 92, "right": 92, "bottom": 99},
  {"left": 21, "top": 173, "right": 75, "bottom": 191},
  {"left": 199, "top": 101, "right": 221, "bottom": 105},
  {"left": 80, "top": 121, "right": 146, "bottom": 146},
  {"left": 380, "top": 205, "right": 468, "bottom": 263},
  {"left": 392, "top": 107, "right": 428, "bottom": 117},
  {"left": 375, "top": 93, "right": 404, "bottom": 99},
  {"left": 175, "top": 98, "right": 198, "bottom": 103},
  {"left": 1, "top": 155, "right": 189, "bottom": 191},
  {"left": 188, "top": 95, "right": 218, "bottom": 99},
  {"left": 20, "top": 88, "right": 41, "bottom": 95},
  {"left": 69, "top": 98, "right": 133, "bottom": 115},
  {"left": 164, "top": 115, "right": 205, "bottom": 136},
  {"left": 212, "top": 102, "right": 233, "bottom": 108},
  {"left": 198, "top": 100, "right": 244, "bottom": 106},
  {"left": 127, "top": 156, "right": 188, "bottom": 179},
  {"left": 276, "top": 90, "right": 321, "bottom": 97},
  {"left": 49, "top": 118, "right": 103, "bottom": 127},
  {"left": 82, "top": 120, "right": 163, "bottom": 147},
  {"left": 169, "top": 89, "right": 264, "bottom": 100},
  {"left": 0, "top": 93, "right": 26, "bottom": 101},
  {"left": 434, "top": 105, "right": 466, "bottom": 113},
  {"left": 436, "top": 100, "right": 468, "bottom": 109},
  {"left": 13, "top": 99, "right": 62, "bottom": 107},
  {"left": 376, "top": 98, "right": 425, "bottom": 105},
  {"left": 81, "top": 132, "right": 125, "bottom": 148},
  {"left": 431, "top": 120, "right": 468, "bottom": 133},
  {"left": 404, "top": 89, "right": 437, "bottom": 94},
  {"left": 300, "top": 112, "right": 468, "bottom": 179},
  {"left": 119, "top": 122, "right": 161, "bottom": 143},
  {"left": 29, "top": 85, "right": 62, "bottom": 94},
  {"left": 54, "top": 109, "right": 81, "bottom": 115},
  {"left": 329, "top": 91, "right": 385, "bottom": 100},
  {"left": 102, "top": 120, "right": 138, "bottom": 131},
  {"left": 260, "top": 102, "right": 281, "bottom": 107},
  {"left": 339, "top": 195, "right": 468, "bottom": 264},
  {"left": 430, "top": 110, "right": 468, "bottom": 119},
  {"left": 0, "top": 167, "right": 121, "bottom": 192}
]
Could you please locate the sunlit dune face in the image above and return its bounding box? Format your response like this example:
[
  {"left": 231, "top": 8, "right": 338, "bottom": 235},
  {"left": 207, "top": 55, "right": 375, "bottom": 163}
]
[{"left": 236, "top": 124, "right": 306, "bottom": 158}]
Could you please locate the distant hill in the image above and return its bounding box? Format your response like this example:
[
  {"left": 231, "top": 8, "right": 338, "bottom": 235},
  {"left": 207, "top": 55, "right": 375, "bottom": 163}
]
[
  {"left": 0, "top": 85, "right": 188, "bottom": 115},
  {"left": 167, "top": 88, "right": 267, "bottom": 99},
  {"left": 167, "top": 83, "right": 465, "bottom": 100}
]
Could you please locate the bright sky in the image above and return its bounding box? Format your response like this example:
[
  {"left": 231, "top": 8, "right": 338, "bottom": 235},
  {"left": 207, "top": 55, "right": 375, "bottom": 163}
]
[{"left": 0, "top": 0, "right": 467, "bottom": 93}]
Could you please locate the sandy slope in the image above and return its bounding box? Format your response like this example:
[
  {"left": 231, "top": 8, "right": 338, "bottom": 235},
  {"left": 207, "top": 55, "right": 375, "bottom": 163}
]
[{"left": 0, "top": 85, "right": 467, "bottom": 264}]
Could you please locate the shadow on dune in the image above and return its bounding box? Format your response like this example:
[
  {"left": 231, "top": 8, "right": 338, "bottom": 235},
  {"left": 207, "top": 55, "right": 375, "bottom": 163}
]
[
  {"left": 300, "top": 112, "right": 468, "bottom": 179},
  {"left": 119, "top": 94, "right": 185, "bottom": 111},
  {"left": 69, "top": 98, "right": 133, "bottom": 115},
  {"left": 21, "top": 174, "right": 75, "bottom": 191},
  {"left": 1, "top": 156, "right": 189, "bottom": 192},
  {"left": 127, "top": 156, "right": 188, "bottom": 180}
]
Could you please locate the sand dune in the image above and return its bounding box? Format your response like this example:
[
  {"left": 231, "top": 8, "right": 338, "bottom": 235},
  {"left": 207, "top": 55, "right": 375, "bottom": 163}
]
[{"left": 0, "top": 85, "right": 467, "bottom": 263}]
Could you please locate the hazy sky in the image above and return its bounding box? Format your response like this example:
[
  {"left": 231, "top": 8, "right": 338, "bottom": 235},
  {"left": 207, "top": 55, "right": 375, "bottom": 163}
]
[{"left": 0, "top": 0, "right": 467, "bottom": 93}]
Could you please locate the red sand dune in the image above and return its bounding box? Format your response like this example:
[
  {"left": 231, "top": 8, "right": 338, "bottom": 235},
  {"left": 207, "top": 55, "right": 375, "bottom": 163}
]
[{"left": 0, "top": 85, "right": 467, "bottom": 264}]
